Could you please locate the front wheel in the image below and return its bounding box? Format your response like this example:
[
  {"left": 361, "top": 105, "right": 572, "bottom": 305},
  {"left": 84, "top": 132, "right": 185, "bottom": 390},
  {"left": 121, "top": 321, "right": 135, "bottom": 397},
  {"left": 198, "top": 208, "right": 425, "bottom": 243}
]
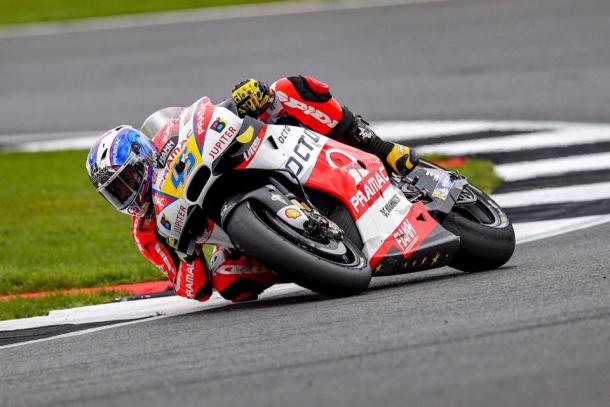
[
  {"left": 442, "top": 185, "right": 516, "bottom": 272},
  {"left": 224, "top": 201, "right": 372, "bottom": 297}
]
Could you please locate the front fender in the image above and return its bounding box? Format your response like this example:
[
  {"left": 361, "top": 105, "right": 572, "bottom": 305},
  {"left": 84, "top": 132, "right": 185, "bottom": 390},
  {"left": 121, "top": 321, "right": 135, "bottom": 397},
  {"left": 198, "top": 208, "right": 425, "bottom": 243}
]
[{"left": 220, "top": 184, "right": 309, "bottom": 232}]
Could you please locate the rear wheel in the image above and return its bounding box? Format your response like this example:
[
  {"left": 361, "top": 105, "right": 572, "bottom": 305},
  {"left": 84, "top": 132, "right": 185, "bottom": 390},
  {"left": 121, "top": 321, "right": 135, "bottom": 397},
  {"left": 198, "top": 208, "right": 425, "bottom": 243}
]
[
  {"left": 224, "top": 201, "right": 371, "bottom": 297},
  {"left": 442, "top": 185, "right": 515, "bottom": 271}
]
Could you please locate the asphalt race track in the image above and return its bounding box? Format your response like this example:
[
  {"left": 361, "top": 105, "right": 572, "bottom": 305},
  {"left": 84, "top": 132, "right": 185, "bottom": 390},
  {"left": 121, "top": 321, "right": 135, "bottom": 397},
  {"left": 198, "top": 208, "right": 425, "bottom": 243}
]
[
  {"left": 0, "top": 223, "right": 609, "bottom": 407},
  {"left": 1, "top": 0, "right": 610, "bottom": 405}
]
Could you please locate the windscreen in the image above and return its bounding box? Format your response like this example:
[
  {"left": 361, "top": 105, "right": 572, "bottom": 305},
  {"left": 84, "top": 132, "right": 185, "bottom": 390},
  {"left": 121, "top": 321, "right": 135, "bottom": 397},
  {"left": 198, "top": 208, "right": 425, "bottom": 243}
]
[{"left": 140, "top": 107, "right": 184, "bottom": 139}]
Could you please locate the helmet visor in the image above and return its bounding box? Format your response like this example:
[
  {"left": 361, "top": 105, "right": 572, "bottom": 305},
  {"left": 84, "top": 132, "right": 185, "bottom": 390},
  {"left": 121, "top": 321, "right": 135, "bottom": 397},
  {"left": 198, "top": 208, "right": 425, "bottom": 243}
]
[{"left": 97, "top": 156, "right": 146, "bottom": 211}]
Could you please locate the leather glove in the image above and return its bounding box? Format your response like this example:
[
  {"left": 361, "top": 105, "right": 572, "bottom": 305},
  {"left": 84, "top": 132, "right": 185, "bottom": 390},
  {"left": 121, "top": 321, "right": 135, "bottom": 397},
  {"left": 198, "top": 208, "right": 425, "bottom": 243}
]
[
  {"left": 386, "top": 143, "right": 419, "bottom": 175},
  {"left": 231, "top": 78, "right": 271, "bottom": 118}
]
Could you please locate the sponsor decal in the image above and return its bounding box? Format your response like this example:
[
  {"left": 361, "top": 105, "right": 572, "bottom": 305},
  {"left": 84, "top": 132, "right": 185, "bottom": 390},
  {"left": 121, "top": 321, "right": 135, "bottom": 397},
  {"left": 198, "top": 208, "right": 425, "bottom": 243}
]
[
  {"left": 157, "top": 119, "right": 179, "bottom": 147},
  {"left": 374, "top": 263, "right": 384, "bottom": 274},
  {"left": 152, "top": 192, "right": 173, "bottom": 210},
  {"left": 169, "top": 149, "right": 196, "bottom": 190},
  {"left": 208, "top": 126, "right": 238, "bottom": 159},
  {"left": 157, "top": 136, "right": 178, "bottom": 167},
  {"left": 236, "top": 126, "right": 254, "bottom": 144},
  {"left": 160, "top": 214, "right": 172, "bottom": 230},
  {"left": 156, "top": 138, "right": 186, "bottom": 190},
  {"left": 406, "top": 254, "right": 443, "bottom": 268},
  {"left": 425, "top": 170, "right": 441, "bottom": 182},
  {"left": 111, "top": 139, "right": 122, "bottom": 164},
  {"left": 380, "top": 194, "right": 401, "bottom": 217},
  {"left": 432, "top": 175, "right": 456, "bottom": 201},
  {"left": 393, "top": 218, "right": 418, "bottom": 254},
  {"left": 194, "top": 103, "right": 209, "bottom": 139},
  {"left": 211, "top": 117, "right": 228, "bottom": 133},
  {"left": 270, "top": 193, "right": 288, "bottom": 205},
  {"left": 430, "top": 252, "right": 442, "bottom": 265},
  {"left": 325, "top": 148, "right": 369, "bottom": 183},
  {"left": 278, "top": 126, "right": 291, "bottom": 144},
  {"left": 220, "top": 202, "right": 234, "bottom": 218},
  {"left": 276, "top": 91, "right": 338, "bottom": 127},
  {"left": 285, "top": 208, "right": 302, "bottom": 219},
  {"left": 173, "top": 204, "right": 187, "bottom": 233},
  {"left": 243, "top": 133, "right": 262, "bottom": 161},
  {"left": 185, "top": 262, "right": 195, "bottom": 298},
  {"left": 349, "top": 167, "right": 390, "bottom": 213},
  {"left": 182, "top": 106, "right": 194, "bottom": 126},
  {"left": 284, "top": 130, "right": 322, "bottom": 177}
]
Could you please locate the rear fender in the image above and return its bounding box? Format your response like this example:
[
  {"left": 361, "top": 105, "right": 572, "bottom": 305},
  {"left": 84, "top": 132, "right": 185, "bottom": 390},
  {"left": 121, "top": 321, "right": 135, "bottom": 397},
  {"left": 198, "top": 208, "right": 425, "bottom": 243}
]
[{"left": 406, "top": 164, "right": 468, "bottom": 216}]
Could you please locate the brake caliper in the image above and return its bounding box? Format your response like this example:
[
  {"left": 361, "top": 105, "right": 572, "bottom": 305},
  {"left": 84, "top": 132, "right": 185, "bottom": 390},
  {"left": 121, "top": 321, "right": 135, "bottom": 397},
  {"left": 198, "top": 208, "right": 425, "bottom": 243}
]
[{"left": 303, "top": 209, "right": 343, "bottom": 242}]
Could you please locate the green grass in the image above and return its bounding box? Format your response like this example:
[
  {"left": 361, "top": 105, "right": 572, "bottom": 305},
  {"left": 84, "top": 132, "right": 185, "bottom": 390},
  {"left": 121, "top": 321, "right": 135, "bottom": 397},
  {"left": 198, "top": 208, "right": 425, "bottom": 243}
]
[
  {"left": 0, "top": 150, "right": 162, "bottom": 296},
  {"left": 443, "top": 158, "right": 502, "bottom": 194},
  {"left": 424, "top": 155, "right": 502, "bottom": 194},
  {"left": 0, "top": 290, "right": 128, "bottom": 320},
  {"left": 0, "top": 149, "right": 502, "bottom": 319},
  {"left": 0, "top": 0, "right": 290, "bottom": 25}
]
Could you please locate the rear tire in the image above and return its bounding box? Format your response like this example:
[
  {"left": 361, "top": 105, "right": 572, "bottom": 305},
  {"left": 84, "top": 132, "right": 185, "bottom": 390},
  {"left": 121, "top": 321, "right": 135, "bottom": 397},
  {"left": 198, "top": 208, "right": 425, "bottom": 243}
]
[
  {"left": 225, "top": 201, "right": 372, "bottom": 297},
  {"left": 442, "top": 186, "right": 515, "bottom": 272}
]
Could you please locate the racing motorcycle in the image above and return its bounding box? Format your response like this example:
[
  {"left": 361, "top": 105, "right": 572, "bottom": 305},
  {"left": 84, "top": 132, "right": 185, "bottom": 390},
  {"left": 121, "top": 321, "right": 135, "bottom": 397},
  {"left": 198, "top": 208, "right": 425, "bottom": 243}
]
[{"left": 141, "top": 98, "right": 515, "bottom": 298}]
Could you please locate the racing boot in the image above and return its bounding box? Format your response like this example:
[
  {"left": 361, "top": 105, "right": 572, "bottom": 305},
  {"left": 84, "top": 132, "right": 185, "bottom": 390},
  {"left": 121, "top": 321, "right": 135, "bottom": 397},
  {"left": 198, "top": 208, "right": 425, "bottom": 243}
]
[
  {"left": 210, "top": 246, "right": 279, "bottom": 303},
  {"left": 352, "top": 115, "right": 418, "bottom": 176}
]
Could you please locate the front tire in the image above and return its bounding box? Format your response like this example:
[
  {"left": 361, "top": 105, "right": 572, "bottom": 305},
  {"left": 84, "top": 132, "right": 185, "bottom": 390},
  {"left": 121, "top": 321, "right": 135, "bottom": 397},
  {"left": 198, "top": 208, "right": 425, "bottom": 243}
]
[{"left": 224, "top": 201, "right": 372, "bottom": 297}]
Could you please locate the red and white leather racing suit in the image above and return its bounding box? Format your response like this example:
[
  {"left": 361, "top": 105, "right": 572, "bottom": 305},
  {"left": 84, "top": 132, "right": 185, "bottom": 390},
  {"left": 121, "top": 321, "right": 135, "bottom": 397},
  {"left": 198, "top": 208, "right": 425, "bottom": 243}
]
[{"left": 131, "top": 76, "right": 361, "bottom": 303}]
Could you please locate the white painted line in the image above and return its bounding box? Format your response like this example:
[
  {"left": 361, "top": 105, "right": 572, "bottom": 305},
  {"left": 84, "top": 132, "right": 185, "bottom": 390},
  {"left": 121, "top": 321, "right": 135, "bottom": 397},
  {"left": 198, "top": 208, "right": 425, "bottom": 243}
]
[
  {"left": 0, "top": 284, "right": 305, "bottom": 349},
  {"left": 9, "top": 135, "right": 101, "bottom": 152},
  {"left": 0, "top": 283, "right": 303, "bottom": 332},
  {"left": 492, "top": 181, "right": 610, "bottom": 208},
  {"left": 0, "top": 0, "right": 448, "bottom": 40},
  {"left": 495, "top": 152, "right": 610, "bottom": 181},
  {"left": 417, "top": 125, "right": 610, "bottom": 155},
  {"left": 514, "top": 214, "right": 610, "bottom": 244},
  {"left": 373, "top": 120, "right": 551, "bottom": 141},
  {"left": 0, "top": 131, "right": 98, "bottom": 144}
]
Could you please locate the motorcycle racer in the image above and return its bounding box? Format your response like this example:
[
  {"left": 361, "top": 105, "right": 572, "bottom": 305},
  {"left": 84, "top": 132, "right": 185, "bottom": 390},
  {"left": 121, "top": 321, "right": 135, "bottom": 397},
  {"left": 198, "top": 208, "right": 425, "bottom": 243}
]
[{"left": 86, "top": 76, "right": 418, "bottom": 304}]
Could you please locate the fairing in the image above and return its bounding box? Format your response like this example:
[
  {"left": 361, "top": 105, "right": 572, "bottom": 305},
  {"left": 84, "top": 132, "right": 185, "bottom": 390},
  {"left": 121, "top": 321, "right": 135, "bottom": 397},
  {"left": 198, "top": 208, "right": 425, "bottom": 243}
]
[{"left": 149, "top": 100, "right": 459, "bottom": 276}]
